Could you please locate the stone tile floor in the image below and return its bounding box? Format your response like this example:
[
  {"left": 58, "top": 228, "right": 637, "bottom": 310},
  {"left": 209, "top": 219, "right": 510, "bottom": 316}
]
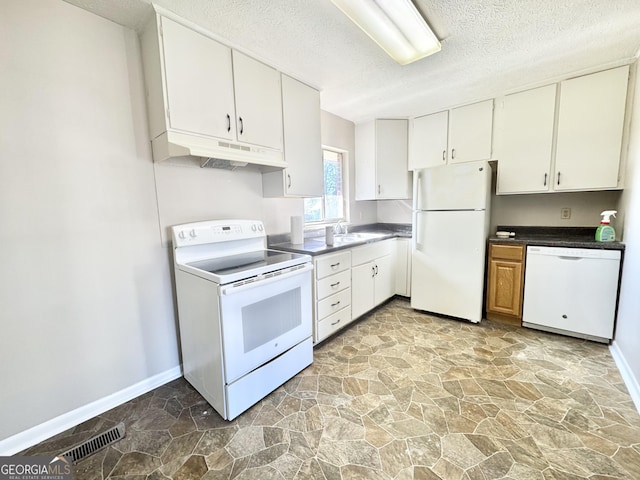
[{"left": 21, "top": 298, "right": 640, "bottom": 479}]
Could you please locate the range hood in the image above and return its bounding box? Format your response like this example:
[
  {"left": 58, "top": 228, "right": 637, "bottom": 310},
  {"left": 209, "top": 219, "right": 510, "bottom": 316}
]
[{"left": 151, "top": 130, "right": 287, "bottom": 169}]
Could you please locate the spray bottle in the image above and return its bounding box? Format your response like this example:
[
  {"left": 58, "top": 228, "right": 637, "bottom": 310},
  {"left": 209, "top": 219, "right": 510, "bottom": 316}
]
[{"left": 595, "top": 210, "right": 617, "bottom": 242}]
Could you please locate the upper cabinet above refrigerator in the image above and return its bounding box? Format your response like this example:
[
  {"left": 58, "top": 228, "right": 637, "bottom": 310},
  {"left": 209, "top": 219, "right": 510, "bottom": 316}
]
[{"left": 409, "top": 99, "right": 494, "bottom": 170}]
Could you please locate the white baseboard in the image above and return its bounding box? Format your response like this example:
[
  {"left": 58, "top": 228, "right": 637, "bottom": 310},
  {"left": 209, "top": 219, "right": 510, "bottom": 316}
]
[
  {"left": 0, "top": 366, "right": 182, "bottom": 456},
  {"left": 610, "top": 342, "right": 640, "bottom": 413}
]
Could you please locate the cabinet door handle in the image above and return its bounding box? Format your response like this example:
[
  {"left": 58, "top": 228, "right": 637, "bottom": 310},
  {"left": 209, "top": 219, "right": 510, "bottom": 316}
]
[
  {"left": 375, "top": 265, "right": 379, "bottom": 275},
  {"left": 442, "top": 150, "right": 446, "bottom": 161},
  {"left": 287, "top": 174, "right": 292, "bottom": 189},
  {"left": 226, "top": 114, "right": 231, "bottom": 133},
  {"left": 331, "top": 318, "right": 342, "bottom": 326},
  {"left": 331, "top": 300, "right": 341, "bottom": 307},
  {"left": 330, "top": 262, "right": 340, "bottom": 269},
  {"left": 557, "top": 171, "right": 561, "bottom": 185},
  {"left": 378, "top": 185, "right": 381, "bottom": 195},
  {"left": 239, "top": 116, "right": 244, "bottom": 135},
  {"left": 371, "top": 266, "right": 376, "bottom": 277},
  {"left": 330, "top": 281, "right": 341, "bottom": 288},
  {"left": 451, "top": 148, "right": 456, "bottom": 160},
  {"left": 544, "top": 173, "right": 547, "bottom": 186}
]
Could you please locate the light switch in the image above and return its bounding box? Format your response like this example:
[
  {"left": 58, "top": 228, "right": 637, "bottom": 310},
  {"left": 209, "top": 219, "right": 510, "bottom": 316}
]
[{"left": 561, "top": 208, "right": 571, "bottom": 219}]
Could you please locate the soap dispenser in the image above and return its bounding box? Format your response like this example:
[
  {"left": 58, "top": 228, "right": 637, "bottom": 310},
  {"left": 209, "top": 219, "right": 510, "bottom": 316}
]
[{"left": 595, "top": 210, "right": 616, "bottom": 242}]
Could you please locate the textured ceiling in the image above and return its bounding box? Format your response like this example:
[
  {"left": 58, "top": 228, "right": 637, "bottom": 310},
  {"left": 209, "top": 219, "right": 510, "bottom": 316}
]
[{"left": 63, "top": 0, "right": 640, "bottom": 124}]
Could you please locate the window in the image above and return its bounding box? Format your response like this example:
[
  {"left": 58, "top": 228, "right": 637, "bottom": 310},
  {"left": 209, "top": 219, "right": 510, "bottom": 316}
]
[{"left": 304, "top": 149, "right": 345, "bottom": 223}]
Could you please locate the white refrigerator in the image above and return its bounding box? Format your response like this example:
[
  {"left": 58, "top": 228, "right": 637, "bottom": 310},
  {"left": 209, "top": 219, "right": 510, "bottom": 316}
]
[{"left": 411, "top": 161, "right": 491, "bottom": 323}]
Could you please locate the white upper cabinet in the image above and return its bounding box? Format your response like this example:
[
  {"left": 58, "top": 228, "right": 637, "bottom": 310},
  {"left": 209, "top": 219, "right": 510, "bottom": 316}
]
[
  {"left": 356, "top": 119, "right": 411, "bottom": 200},
  {"left": 145, "top": 16, "right": 236, "bottom": 141},
  {"left": 449, "top": 100, "right": 494, "bottom": 164},
  {"left": 496, "top": 84, "right": 557, "bottom": 194},
  {"left": 232, "top": 51, "right": 283, "bottom": 151},
  {"left": 409, "top": 100, "right": 493, "bottom": 169},
  {"left": 262, "top": 75, "right": 323, "bottom": 197},
  {"left": 409, "top": 111, "right": 448, "bottom": 169},
  {"left": 496, "top": 65, "right": 629, "bottom": 194},
  {"left": 140, "top": 12, "right": 284, "bottom": 164},
  {"left": 554, "top": 66, "right": 629, "bottom": 191}
]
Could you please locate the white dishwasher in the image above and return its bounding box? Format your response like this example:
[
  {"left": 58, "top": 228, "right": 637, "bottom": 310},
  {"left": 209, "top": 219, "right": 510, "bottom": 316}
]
[{"left": 522, "top": 246, "right": 621, "bottom": 343}]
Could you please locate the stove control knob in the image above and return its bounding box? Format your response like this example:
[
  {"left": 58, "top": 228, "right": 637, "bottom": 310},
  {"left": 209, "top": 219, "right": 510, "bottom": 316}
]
[
  {"left": 258, "top": 224, "right": 263, "bottom": 232},
  {"left": 251, "top": 224, "right": 257, "bottom": 232},
  {"left": 178, "top": 231, "right": 186, "bottom": 239},
  {"left": 189, "top": 229, "right": 196, "bottom": 238}
]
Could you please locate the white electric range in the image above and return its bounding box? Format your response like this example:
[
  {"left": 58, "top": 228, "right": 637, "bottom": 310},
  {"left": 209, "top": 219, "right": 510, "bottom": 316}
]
[{"left": 172, "top": 219, "right": 313, "bottom": 420}]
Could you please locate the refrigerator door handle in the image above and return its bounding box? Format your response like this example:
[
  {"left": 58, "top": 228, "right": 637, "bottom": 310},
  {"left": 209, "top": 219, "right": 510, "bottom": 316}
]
[
  {"left": 412, "top": 211, "right": 421, "bottom": 253},
  {"left": 413, "top": 169, "right": 421, "bottom": 211}
]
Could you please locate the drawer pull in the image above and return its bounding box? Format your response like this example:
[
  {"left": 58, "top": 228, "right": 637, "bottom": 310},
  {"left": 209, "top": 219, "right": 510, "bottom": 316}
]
[
  {"left": 331, "top": 319, "right": 341, "bottom": 326},
  {"left": 331, "top": 300, "right": 341, "bottom": 307},
  {"left": 330, "top": 281, "right": 341, "bottom": 288},
  {"left": 330, "top": 262, "right": 340, "bottom": 269}
]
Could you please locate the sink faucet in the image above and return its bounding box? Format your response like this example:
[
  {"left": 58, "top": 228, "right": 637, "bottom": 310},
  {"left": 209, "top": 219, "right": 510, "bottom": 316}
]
[{"left": 334, "top": 220, "right": 348, "bottom": 235}]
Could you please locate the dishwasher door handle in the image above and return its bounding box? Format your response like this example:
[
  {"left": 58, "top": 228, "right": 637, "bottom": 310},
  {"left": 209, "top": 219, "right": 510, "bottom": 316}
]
[{"left": 558, "top": 256, "right": 583, "bottom": 261}]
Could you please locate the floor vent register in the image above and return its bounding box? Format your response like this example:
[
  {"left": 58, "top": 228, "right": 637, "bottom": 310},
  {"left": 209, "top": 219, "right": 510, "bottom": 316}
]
[{"left": 59, "top": 422, "right": 126, "bottom": 464}]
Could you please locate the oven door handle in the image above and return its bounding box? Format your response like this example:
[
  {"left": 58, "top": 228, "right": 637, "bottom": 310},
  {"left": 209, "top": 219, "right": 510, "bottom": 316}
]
[{"left": 220, "top": 263, "right": 313, "bottom": 296}]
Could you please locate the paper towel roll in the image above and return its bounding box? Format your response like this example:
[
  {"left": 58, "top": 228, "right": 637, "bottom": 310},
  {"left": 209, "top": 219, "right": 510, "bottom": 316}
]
[
  {"left": 290, "top": 216, "right": 304, "bottom": 244},
  {"left": 325, "top": 226, "right": 334, "bottom": 246}
]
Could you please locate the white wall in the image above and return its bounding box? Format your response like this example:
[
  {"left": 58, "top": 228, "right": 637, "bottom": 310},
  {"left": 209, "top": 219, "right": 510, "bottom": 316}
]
[
  {"left": 613, "top": 59, "right": 640, "bottom": 407},
  {"left": 377, "top": 200, "right": 413, "bottom": 224},
  {"left": 153, "top": 160, "right": 300, "bottom": 244},
  {"left": 0, "top": 0, "right": 178, "bottom": 443},
  {"left": 322, "top": 111, "right": 377, "bottom": 226},
  {"left": 491, "top": 190, "right": 623, "bottom": 233}
]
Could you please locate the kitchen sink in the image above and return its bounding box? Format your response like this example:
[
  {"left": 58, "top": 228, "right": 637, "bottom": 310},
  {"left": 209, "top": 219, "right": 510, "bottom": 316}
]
[{"left": 333, "top": 232, "right": 391, "bottom": 244}]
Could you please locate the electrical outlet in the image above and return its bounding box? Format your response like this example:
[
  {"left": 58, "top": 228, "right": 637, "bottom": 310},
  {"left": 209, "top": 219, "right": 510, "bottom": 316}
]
[{"left": 561, "top": 207, "right": 571, "bottom": 219}]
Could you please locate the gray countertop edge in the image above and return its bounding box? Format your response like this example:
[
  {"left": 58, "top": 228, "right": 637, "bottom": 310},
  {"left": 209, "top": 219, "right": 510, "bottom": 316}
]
[
  {"left": 269, "top": 231, "right": 409, "bottom": 256},
  {"left": 489, "top": 237, "right": 625, "bottom": 250}
]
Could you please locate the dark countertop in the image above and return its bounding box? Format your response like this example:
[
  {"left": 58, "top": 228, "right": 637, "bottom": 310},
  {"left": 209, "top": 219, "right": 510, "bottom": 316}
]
[
  {"left": 268, "top": 223, "right": 411, "bottom": 256},
  {"left": 489, "top": 226, "right": 625, "bottom": 251}
]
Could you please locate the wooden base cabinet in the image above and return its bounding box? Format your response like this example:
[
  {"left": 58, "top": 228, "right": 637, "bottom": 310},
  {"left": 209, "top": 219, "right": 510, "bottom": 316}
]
[{"left": 486, "top": 243, "right": 525, "bottom": 325}]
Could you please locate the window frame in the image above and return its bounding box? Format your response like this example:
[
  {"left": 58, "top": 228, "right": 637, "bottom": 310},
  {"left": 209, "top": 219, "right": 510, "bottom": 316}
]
[{"left": 303, "top": 147, "right": 348, "bottom": 226}]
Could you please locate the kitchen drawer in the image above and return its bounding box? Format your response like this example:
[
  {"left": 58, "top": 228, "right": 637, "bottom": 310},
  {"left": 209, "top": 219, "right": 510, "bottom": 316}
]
[
  {"left": 317, "top": 306, "right": 352, "bottom": 343},
  {"left": 315, "top": 251, "right": 351, "bottom": 279},
  {"left": 317, "top": 288, "right": 351, "bottom": 320},
  {"left": 490, "top": 243, "right": 524, "bottom": 261},
  {"left": 316, "top": 269, "right": 351, "bottom": 300},
  {"left": 351, "top": 239, "right": 394, "bottom": 266}
]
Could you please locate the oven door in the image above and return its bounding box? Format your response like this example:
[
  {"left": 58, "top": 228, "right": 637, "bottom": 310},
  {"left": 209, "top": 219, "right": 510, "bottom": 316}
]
[{"left": 218, "top": 263, "right": 313, "bottom": 384}]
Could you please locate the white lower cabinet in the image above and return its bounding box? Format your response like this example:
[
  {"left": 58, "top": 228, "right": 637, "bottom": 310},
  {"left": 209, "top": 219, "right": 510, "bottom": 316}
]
[
  {"left": 312, "top": 239, "right": 401, "bottom": 343},
  {"left": 351, "top": 240, "right": 395, "bottom": 320},
  {"left": 313, "top": 250, "right": 352, "bottom": 343}
]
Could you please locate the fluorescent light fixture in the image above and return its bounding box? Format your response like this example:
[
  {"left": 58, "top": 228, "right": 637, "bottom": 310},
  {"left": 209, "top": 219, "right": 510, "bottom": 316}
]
[{"left": 331, "top": 0, "right": 441, "bottom": 65}]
